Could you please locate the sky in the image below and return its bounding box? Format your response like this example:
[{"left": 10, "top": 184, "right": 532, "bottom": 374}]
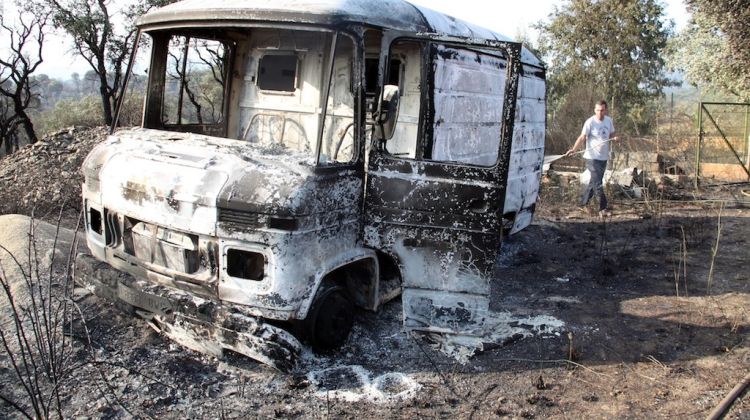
[
  {"left": 408, "top": 0, "right": 690, "bottom": 38},
  {"left": 25, "top": 0, "right": 690, "bottom": 79}
]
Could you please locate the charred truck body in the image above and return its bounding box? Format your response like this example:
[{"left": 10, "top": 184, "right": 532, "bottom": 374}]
[{"left": 77, "top": 0, "right": 546, "bottom": 370}]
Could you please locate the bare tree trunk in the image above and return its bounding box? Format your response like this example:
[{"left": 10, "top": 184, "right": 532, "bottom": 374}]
[
  {"left": 3, "top": 131, "right": 17, "bottom": 154},
  {"left": 99, "top": 84, "right": 113, "bottom": 126},
  {"left": 98, "top": 61, "right": 113, "bottom": 126},
  {"left": 13, "top": 95, "right": 37, "bottom": 144},
  {"left": 18, "top": 112, "right": 38, "bottom": 144},
  {"left": 9, "top": 133, "right": 17, "bottom": 153}
]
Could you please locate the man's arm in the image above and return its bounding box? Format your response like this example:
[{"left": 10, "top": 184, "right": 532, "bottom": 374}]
[
  {"left": 609, "top": 118, "right": 618, "bottom": 141},
  {"left": 565, "top": 133, "right": 587, "bottom": 156}
]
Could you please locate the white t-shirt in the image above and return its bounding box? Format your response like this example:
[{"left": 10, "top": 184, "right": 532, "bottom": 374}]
[{"left": 581, "top": 115, "right": 614, "bottom": 160}]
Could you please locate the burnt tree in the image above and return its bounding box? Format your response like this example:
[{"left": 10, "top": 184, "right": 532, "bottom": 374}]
[
  {"left": 0, "top": 9, "right": 49, "bottom": 148},
  {"left": 0, "top": 95, "right": 19, "bottom": 154}
]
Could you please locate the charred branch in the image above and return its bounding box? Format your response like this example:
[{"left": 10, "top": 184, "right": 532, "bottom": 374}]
[
  {"left": 193, "top": 42, "right": 224, "bottom": 121},
  {"left": 167, "top": 47, "right": 204, "bottom": 124},
  {"left": 194, "top": 41, "right": 226, "bottom": 87},
  {"left": 45, "top": 0, "right": 164, "bottom": 126},
  {"left": 0, "top": 7, "right": 49, "bottom": 146}
]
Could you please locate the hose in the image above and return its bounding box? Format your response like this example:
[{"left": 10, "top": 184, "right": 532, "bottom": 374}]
[{"left": 706, "top": 372, "right": 750, "bottom": 420}]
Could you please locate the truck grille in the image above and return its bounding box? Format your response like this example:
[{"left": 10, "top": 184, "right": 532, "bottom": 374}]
[
  {"left": 124, "top": 219, "right": 200, "bottom": 274},
  {"left": 218, "top": 208, "right": 263, "bottom": 228}
]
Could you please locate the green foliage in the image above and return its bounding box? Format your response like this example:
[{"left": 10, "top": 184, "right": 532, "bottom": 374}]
[
  {"left": 670, "top": 0, "right": 750, "bottom": 100},
  {"left": 32, "top": 88, "right": 146, "bottom": 135},
  {"left": 117, "top": 91, "right": 145, "bottom": 127},
  {"left": 545, "top": 84, "right": 603, "bottom": 154},
  {"left": 32, "top": 95, "right": 103, "bottom": 136},
  {"left": 624, "top": 101, "right": 661, "bottom": 137},
  {"left": 537, "top": 0, "right": 673, "bottom": 137},
  {"left": 43, "top": 0, "right": 178, "bottom": 125}
]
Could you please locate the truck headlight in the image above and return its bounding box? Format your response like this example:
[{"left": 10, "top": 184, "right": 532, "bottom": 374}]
[{"left": 226, "top": 249, "right": 265, "bottom": 281}]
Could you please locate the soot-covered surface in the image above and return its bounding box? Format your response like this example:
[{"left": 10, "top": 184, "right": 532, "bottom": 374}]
[{"left": 1, "top": 182, "right": 749, "bottom": 418}]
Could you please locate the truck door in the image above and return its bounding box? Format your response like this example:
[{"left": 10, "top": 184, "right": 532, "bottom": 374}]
[{"left": 364, "top": 32, "right": 521, "bottom": 337}]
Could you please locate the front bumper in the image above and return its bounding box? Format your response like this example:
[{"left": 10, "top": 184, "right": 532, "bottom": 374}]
[{"left": 75, "top": 253, "right": 302, "bottom": 372}]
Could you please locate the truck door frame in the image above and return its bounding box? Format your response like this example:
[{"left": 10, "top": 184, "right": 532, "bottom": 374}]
[{"left": 365, "top": 31, "right": 522, "bottom": 335}]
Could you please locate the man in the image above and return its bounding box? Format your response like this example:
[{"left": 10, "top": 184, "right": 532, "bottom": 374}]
[{"left": 565, "top": 100, "right": 618, "bottom": 217}]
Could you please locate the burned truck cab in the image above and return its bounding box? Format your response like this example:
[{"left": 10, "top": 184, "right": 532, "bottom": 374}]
[{"left": 78, "top": 0, "right": 546, "bottom": 370}]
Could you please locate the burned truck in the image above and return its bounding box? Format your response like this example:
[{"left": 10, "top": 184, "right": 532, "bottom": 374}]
[{"left": 76, "top": 0, "right": 546, "bottom": 370}]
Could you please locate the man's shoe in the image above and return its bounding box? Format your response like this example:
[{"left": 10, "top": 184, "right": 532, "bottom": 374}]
[{"left": 599, "top": 209, "right": 612, "bottom": 218}]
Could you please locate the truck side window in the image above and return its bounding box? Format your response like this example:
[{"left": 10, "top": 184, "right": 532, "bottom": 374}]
[
  {"left": 383, "top": 41, "right": 421, "bottom": 159},
  {"left": 163, "top": 36, "right": 227, "bottom": 126},
  {"left": 365, "top": 56, "right": 402, "bottom": 114},
  {"left": 257, "top": 54, "right": 298, "bottom": 92},
  {"left": 381, "top": 41, "right": 508, "bottom": 167}
]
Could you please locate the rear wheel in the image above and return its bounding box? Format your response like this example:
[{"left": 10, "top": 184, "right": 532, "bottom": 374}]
[{"left": 306, "top": 285, "right": 354, "bottom": 351}]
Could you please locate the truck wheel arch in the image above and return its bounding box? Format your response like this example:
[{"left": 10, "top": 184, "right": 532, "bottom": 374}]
[{"left": 298, "top": 251, "right": 380, "bottom": 320}]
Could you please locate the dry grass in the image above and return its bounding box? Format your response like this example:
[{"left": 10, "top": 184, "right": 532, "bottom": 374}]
[{"left": 0, "top": 209, "right": 83, "bottom": 419}]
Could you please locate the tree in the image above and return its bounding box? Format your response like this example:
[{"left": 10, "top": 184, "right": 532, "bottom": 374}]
[
  {"left": 536, "top": 0, "right": 673, "bottom": 136},
  {"left": 30, "top": 74, "right": 63, "bottom": 109},
  {"left": 0, "top": 94, "right": 19, "bottom": 154},
  {"left": 0, "top": 4, "right": 50, "bottom": 149},
  {"left": 45, "top": 0, "right": 175, "bottom": 126},
  {"left": 70, "top": 71, "right": 80, "bottom": 96},
  {"left": 83, "top": 69, "right": 98, "bottom": 95},
  {"left": 670, "top": 1, "right": 750, "bottom": 100}
]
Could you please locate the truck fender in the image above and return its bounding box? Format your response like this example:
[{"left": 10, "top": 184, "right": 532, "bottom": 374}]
[{"left": 296, "top": 248, "right": 379, "bottom": 319}]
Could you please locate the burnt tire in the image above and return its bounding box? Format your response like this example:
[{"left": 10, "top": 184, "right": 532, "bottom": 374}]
[{"left": 307, "top": 285, "right": 354, "bottom": 351}]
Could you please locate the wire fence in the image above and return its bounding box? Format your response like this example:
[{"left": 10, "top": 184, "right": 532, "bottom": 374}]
[{"left": 697, "top": 102, "right": 750, "bottom": 185}]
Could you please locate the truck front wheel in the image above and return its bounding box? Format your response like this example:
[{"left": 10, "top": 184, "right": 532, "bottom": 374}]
[{"left": 306, "top": 285, "right": 354, "bottom": 351}]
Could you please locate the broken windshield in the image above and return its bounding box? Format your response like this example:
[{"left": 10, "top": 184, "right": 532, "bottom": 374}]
[
  {"left": 163, "top": 37, "right": 226, "bottom": 126},
  {"left": 133, "top": 27, "right": 357, "bottom": 166}
]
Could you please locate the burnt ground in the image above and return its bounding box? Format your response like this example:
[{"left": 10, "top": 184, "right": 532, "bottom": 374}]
[{"left": 1, "top": 130, "right": 749, "bottom": 418}]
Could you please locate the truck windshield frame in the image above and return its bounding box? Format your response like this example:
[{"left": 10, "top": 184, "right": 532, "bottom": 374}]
[{"left": 117, "top": 25, "right": 362, "bottom": 167}]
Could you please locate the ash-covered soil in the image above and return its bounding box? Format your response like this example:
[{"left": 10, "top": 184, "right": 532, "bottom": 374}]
[{"left": 1, "top": 128, "right": 748, "bottom": 418}]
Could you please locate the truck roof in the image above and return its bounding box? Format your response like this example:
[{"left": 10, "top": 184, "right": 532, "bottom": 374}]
[{"left": 137, "top": 0, "right": 543, "bottom": 67}]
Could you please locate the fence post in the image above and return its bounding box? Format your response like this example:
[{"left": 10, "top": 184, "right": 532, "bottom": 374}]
[{"left": 695, "top": 102, "right": 703, "bottom": 189}]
